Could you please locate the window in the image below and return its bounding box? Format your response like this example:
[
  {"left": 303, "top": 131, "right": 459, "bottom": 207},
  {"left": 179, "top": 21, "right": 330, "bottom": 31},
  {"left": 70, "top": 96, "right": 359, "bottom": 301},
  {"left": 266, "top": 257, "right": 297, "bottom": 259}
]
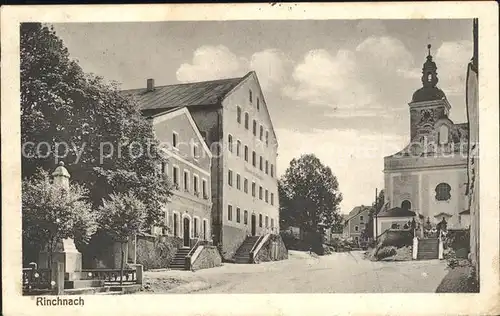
[
  {"left": 271, "top": 164, "right": 274, "bottom": 177},
  {"left": 265, "top": 161, "right": 269, "bottom": 174},
  {"left": 236, "top": 140, "right": 241, "bottom": 157},
  {"left": 355, "top": 225, "right": 359, "bottom": 232},
  {"left": 236, "top": 208, "right": 241, "bottom": 223},
  {"left": 259, "top": 156, "right": 263, "bottom": 171},
  {"left": 271, "top": 218, "right": 274, "bottom": 230},
  {"left": 193, "top": 175, "right": 199, "bottom": 194},
  {"left": 265, "top": 216, "right": 269, "bottom": 228},
  {"left": 192, "top": 144, "right": 199, "bottom": 159},
  {"left": 252, "top": 151, "right": 256, "bottom": 167},
  {"left": 259, "top": 125, "right": 263, "bottom": 140},
  {"left": 265, "top": 189, "right": 268, "bottom": 203},
  {"left": 183, "top": 170, "right": 189, "bottom": 192},
  {"left": 172, "top": 132, "right": 178, "bottom": 148},
  {"left": 257, "top": 98, "right": 260, "bottom": 110},
  {"left": 244, "top": 178, "right": 248, "bottom": 193},
  {"left": 252, "top": 182, "right": 256, "bottom": 197},
  {"left": 228, "top": 170, "right": 233, "bottom": 186},
  {"left": 244, "top": 146, "right": 249, "bottom": 162},
  {"left": 259, "top": 214, "right": 263, "bottom": 227},
  {"left": 259, "top": 186, "right": 263, "bottom": 200},
  {"left": 249, "top": 90, "right": 253, "bottom": 103},
  {"left": 173, "top": 213, "right": 179, "bottom": 236},
  {"left": 203, "top": 219, "right": 207, "bottom": 240},
  {"left": 439, "top": 125, "right": 449, "bottom": 145},
  {"left": 401, "top": 200, "right": 411, "bottom": 210},
  {"left": 266, "top": 131, "right": 269, "bottom": 146},
  {"left": 228, "top": 205, "right": 233, "bottom": 221},
  {"left": 244, "top": 210, "right": 248, "bottom": 225},
  {"left": 435, "top": 183, "right": 451, "bottom": 201},
  {"left": 271, "top": 193, "right": 274, "bottom": 205},
  {"left": 244, "top": 113, "right": 249, "bottom": 129},
  {"left": 228, "top": 134, "right": 233, "bottom": 152},
  {"left": 173, "top": 167, "right": 179, "bottom": 186},
  {"left": 360, "top": 215, "right": 364, "bottom": 221},
  {"left": 194, "top": 217, "right": 199, "bottom": 237},
  {"left": 236, "top": 174, "right": 241, "bottom": 190},
  {"left": 202, "top": 179, "right": 208, "bottom": 199},
  {"left": 237, "top": 106, "right": 241, "bottom": 124},
  {"left": 253, "top": 120, "right": 257, "bottom": 136}
]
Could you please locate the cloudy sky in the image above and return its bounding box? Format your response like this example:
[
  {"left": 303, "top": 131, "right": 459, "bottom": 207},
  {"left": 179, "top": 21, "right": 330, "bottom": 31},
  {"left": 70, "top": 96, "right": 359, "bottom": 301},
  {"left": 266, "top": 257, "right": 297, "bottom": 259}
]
[{"left": 53, "top": 19, "right": 473, "bottom": 213}]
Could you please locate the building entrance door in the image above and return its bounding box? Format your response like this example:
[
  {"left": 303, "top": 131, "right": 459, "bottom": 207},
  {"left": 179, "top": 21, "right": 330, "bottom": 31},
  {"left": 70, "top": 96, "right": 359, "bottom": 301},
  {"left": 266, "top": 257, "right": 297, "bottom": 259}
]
[
  {"left": 251, "top": 214, "right": 256, "bottom": 236},
  {"left": 183, "top": 217, "right": 190, "bottom": 247}
]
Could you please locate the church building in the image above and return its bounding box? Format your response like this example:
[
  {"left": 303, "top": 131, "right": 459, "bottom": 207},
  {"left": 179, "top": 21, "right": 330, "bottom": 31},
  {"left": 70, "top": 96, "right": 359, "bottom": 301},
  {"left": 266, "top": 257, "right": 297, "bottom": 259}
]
[{"left": 378, "top": 45, "right": 470, "bottom": 237}]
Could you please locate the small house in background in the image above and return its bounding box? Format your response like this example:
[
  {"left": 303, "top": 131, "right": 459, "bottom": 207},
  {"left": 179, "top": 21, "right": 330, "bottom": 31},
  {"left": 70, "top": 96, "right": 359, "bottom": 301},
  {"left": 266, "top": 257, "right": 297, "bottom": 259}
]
[{"left": 342, "top": 206, "right": 371, "bottom": 243}]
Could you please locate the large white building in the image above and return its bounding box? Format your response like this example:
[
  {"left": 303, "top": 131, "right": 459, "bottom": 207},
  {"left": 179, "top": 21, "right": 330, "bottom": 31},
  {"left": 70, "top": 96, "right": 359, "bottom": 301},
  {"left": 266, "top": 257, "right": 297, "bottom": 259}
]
[
  {"left": 124, "top": 71, "right": 280, "bottom": 260},
  {"left": 379, "top": 45, "right": 470, "bottom": 236}
]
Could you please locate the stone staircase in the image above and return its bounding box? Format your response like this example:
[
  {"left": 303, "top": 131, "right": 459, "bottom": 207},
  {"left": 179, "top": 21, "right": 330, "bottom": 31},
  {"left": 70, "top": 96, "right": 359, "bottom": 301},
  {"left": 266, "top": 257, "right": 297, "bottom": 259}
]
[
  {"left": 417, "top": 238, "right": 439, "bottom": 260},
  {"left": 233, "top": 236, "right": 261, "bottom": 264},
  {"left": 170, "top": 247, "right": 191, "bottom": 270}
]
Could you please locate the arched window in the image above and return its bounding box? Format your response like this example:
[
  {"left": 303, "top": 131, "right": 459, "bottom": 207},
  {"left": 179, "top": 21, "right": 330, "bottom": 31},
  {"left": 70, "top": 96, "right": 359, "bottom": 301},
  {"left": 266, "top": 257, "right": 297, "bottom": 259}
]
[
  {"left": 439, "top": 125, "right": 449, "bottom": 145},
  {"left": 401, "top": 200, "right": 411, "bottom": 210},
  {"left": 435, "top": 183, "right": 451, "bottom": 201}
]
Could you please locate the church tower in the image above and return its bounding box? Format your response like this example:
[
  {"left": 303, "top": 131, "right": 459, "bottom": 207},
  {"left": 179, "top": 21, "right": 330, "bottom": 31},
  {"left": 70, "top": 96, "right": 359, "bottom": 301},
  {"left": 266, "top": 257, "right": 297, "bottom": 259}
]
[{"left": 409, "top": 44, "right": 452, "bottom": 141}]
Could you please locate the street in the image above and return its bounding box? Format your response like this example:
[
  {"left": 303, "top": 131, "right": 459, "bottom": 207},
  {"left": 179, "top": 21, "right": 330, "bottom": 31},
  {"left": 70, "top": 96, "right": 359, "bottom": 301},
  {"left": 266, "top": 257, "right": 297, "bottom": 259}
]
[{"left": 143, "top": 251, "right": 448, "bottom": 293}]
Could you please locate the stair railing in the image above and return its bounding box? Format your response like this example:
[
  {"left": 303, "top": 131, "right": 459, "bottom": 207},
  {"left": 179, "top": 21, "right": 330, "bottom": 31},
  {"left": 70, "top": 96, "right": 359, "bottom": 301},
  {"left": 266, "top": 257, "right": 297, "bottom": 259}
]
[
  {"left": 249, "top": 236, "right": 263, "bottom": 258},
  {"left": 185, "top": 237, "right": 202, "bottom": 270}
]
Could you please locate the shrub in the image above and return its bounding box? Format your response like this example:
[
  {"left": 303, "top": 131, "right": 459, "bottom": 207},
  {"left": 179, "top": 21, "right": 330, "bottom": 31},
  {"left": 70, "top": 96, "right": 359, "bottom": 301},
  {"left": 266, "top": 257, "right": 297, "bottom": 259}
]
[{"left": 375, "top": 246, "right": 397, "bottom": 260}]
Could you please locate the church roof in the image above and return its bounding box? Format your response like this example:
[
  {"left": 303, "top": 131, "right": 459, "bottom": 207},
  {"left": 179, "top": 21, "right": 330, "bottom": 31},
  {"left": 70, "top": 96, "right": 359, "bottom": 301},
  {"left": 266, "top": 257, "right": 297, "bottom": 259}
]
[
  {"left": 411, "top": 86, "right": 447, "bottom": 103},
  {"left": 377, "top": 207, "right": 416, "bottom": 218}
]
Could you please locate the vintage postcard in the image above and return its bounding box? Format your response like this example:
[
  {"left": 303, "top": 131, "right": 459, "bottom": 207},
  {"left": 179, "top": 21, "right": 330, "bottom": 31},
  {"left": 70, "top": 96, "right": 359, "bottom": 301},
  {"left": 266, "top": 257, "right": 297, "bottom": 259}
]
[{"left": 1, "top": 2, "right": 499, "bottom": 316}]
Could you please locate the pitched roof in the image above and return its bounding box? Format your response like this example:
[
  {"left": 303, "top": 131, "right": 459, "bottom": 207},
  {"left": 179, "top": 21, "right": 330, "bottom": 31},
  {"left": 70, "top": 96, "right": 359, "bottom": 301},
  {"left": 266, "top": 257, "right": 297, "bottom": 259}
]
[
  {"left": 344, "top": 206, "right": 371, "bottom": 223},
  {"left": 377, "top": 207, "right": 416, "bottom": 218},
  {"left": 122, "top": 76, "right": 246, "bottom": 111}
]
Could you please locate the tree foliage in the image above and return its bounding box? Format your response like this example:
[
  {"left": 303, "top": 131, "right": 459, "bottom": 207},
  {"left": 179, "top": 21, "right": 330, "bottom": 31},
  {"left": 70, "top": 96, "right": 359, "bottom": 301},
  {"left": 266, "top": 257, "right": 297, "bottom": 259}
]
[
  {"left": 22, "top": 168, "right": 97, "bottom": 262},
  {"left": 279, "top": 154, "right": 343, "bottom": 233},
  {"left": 20, "top": 23, "right": 172, "bottom": 228},
  {"left": 97, "top": 193, "right": 146, "bottom": 243},
  {"left": 97, "top": 192, "right": 146, "bottom": 284}
]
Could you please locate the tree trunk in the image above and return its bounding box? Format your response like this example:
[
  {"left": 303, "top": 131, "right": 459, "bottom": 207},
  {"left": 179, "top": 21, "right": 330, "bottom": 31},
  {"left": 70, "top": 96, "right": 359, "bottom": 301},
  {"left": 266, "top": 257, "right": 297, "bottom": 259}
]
[{"left": 120, "top": 242, "right": 124, "bottom": 286}]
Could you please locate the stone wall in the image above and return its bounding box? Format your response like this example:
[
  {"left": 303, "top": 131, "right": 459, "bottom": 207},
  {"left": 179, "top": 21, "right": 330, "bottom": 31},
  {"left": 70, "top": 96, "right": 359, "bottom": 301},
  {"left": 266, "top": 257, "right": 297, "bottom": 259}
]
[
  {"left": 191, "top": 246, "right": 222, "bottom": 271},
  {"left": 136, "top": 235, "right": 183, "bottom": 270},
  {"left": 254, "top": 234, "right": 288, "bottom": 263},
  {"left": 221, "top": 225, "right": 247, "bottom": 260}
]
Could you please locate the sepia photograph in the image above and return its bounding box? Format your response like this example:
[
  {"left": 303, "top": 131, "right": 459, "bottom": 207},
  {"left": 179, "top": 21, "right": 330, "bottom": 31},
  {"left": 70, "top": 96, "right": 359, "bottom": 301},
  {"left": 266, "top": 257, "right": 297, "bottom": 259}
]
[{"left": 2, "top": 3, "right": 499, "bottom": 316}]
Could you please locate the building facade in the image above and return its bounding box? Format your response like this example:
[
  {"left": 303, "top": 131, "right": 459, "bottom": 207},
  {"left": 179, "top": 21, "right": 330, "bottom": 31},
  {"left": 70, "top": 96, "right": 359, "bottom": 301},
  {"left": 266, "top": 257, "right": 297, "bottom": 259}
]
[
  {"left": 124, "top": 72, "right": 279, "bottom": 260},
  {"left": 383, "top": 45, "right": 469, "bottom": 233},
  {"left": 148, "top": 107, "right": 213, "bottom": 246},
  {"left": 342, "top": 206, "right": 370, "bottom": 242}
]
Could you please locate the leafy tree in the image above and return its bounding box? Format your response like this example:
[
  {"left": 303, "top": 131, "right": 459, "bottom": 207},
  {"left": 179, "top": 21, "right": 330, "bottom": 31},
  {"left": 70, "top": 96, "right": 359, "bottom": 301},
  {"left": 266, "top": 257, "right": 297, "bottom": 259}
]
[
  {"left": 279, "top": 154, "right": 343, "bottom": 249},
  {"left": 20, "top": 23, "right": 172, "bottom": 228},
  {"left": 22, "top": 168, "right": 97, "bottom": 269},
  {"left": 97, "top": 193, "right": 146, "bottom": 284}
]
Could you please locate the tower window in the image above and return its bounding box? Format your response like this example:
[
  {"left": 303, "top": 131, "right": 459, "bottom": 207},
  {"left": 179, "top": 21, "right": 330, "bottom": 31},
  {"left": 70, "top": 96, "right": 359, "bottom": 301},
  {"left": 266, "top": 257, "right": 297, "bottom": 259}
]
[
  {"left": 401, "top": 200, "right": 412, "bottom": 210},
  {"left": 435, "top": 183, "right": 451, "bottom": 201},
  {"left": 439, "top": 125, "right": 449, "bottom": 145}
]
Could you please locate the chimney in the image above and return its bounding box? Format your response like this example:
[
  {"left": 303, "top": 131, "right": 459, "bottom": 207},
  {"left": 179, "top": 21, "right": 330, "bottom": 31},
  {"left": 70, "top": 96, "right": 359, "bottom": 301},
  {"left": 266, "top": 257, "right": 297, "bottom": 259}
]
[{"left": 147, "top": 78, "right": 155, "bottom": 91}]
